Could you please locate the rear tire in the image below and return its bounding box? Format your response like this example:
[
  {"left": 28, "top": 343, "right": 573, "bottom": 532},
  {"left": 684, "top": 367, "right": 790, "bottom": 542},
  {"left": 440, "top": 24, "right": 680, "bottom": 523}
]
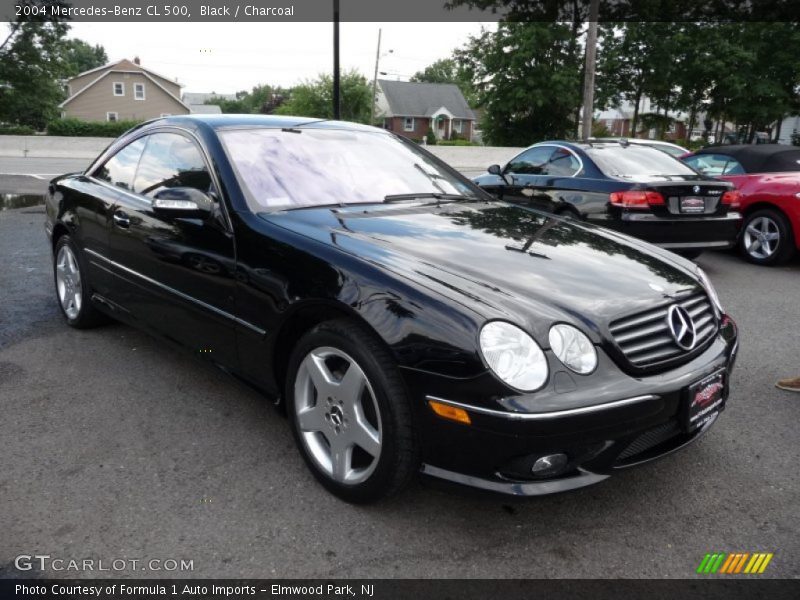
[
  {"left": 739, "top": 208, "right": 795, "bottom": 266},
  {"left": 53, "top": 235, "right": 110, "bottom": 328},
  {"left": 285, "top": 319, "right": 418, "bottom": 503},
  {"left": 676, "top": 249, "right": 703, "bottom": 260}
]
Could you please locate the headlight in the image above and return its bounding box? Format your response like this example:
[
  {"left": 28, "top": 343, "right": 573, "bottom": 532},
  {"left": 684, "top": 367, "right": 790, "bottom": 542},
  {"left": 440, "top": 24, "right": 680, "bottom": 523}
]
[
  {"left": 548, "top": 324, "right": 597, "bottom": 374},
  {"left": 479, "top": 321, "right": 548, "bottom": 392},
  {"left": 696, "top": 267, "right": 724, "bottom": 315}
]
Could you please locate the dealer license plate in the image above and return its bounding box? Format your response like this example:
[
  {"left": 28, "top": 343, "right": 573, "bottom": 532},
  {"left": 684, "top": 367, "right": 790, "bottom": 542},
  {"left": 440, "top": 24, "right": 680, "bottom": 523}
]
[
  {"left": 680, "top": 196, "right": 706, "bottom": 213},
  {"left": 683, "top": 370, "right": 726, "bottom": 432}
]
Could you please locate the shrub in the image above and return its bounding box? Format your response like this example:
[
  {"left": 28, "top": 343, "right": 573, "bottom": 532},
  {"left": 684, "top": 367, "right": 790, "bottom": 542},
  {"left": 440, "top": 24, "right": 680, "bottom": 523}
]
[
  {"left": 425, "top": 129, "right": 437, "bottom": 146},
  {"left": 791, "top": 132, "right": 800, "bottom": 147},
  {"left": 0, "top": 124, "right": 36, "bottom": 135},
  {"left": 436, "top": 139, "right": 477, "bottom": 146},
  {"left": 46, "top": 118, "right": 143, "bottom": 138}
]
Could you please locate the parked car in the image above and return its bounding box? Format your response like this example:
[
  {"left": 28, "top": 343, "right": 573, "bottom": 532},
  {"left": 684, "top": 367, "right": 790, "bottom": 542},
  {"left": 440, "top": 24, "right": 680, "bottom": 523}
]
[
  {"left": 682, "top": 144, "right": 800, "bottom": 265},
  {"left": 589, "top": 137, "right": 690, "bottom": 158},
  {"left": 46, "top": 116, "right": 738, "bottom": 503},
  {"left": 473, "top": 140, "right": 741, "bottom": 258}
]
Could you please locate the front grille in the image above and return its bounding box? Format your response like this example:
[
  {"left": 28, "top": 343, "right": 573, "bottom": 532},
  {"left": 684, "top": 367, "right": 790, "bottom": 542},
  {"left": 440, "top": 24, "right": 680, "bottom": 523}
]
[{"left": 609, "top": 293, "right": 717, "bottom": 369}]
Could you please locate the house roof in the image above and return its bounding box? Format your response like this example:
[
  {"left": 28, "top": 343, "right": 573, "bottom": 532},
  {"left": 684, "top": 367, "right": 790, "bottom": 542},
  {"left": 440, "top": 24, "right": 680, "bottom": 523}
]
[
  {"left": 67, "top": 59, "right": 183, "bottom": 88},
  {"left": 378, "top": 80, "right": 475, "bottom": 120},
  {"left": 59, "top": 69, "right": 191, "bottom": 111},
  {"left": 188, "top": 103, "right": 223, "bottom": 114},
  {"left": 183, "top": 92, "right": 237, "bottom": 105}
]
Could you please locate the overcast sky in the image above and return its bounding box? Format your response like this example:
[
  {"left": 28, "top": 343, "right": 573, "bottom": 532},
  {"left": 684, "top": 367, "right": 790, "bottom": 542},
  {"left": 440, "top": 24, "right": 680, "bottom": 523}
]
[{"left": 66, "top": 22, "right": 495, "bottom": 93}]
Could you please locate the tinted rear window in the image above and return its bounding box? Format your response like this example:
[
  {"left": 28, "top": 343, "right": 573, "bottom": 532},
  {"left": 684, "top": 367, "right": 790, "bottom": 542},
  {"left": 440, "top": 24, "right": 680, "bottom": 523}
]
[{"left": 585, "top": 145, "right": 697, "bottom": 180}]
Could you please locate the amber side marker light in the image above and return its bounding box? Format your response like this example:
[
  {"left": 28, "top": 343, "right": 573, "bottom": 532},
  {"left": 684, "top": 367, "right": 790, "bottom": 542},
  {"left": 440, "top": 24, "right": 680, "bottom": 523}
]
[{"left": 428, "top": 399, "right": 472, "bottom": 425}]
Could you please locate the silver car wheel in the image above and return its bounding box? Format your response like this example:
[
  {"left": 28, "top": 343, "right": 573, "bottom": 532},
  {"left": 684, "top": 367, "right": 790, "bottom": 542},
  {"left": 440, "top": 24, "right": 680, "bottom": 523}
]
[
  {"left": 743, "top": 216, "right": 780, "bottom": 260},
  {"left": 56, "top": 245, "right": 83, "bottom": 320},
  {"left": 293, "top": 346, "right": 382, "bottom": 485}
]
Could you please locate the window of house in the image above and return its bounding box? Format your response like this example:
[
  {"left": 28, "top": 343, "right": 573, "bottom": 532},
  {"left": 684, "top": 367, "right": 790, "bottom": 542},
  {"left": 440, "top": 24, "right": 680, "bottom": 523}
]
[
  {"left": 134, "top": 83, "right": 146, "bottom": 100},
  {"left": 453, "top": 119, "right": 462, "bottom": 133},
  {"left": 134, "top": 133, "right": 212, "bottom": 198},
  {"left": 403, "top": 117, "right": 414, "bottom": 132},
  {"left": 92, "top": 137, "right": 147, "bottom": 190},
  {"left": 106, "top": 112, "right": 119, "bottom": 122},
  {"left": 113, "top": 82, "right": 124, "bottom": 96}
]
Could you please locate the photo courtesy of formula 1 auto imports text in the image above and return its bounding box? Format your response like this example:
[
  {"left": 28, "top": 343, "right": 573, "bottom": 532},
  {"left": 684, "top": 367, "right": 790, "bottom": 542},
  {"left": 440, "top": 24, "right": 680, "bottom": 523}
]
[{"left": 0, "top": 1, "right": 798, "bottom": 599}]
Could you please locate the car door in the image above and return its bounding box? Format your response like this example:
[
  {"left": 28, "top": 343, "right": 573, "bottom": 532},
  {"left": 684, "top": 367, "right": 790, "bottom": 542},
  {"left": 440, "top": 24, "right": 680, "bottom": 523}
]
[
  {"left": 79, "top": 137, "right": 148, "bottom": 298},
  {"left": 105, "top": 130, "right": 238, "bottom": 366},
  {"left": 501, "top": 145, "right": 558, "bottom": 212}
]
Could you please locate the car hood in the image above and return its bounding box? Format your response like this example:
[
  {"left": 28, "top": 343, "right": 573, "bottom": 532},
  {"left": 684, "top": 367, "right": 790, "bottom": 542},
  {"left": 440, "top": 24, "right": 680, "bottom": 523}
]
[{"left": 260, "top": 201, "right": 701, "bottom": 343}]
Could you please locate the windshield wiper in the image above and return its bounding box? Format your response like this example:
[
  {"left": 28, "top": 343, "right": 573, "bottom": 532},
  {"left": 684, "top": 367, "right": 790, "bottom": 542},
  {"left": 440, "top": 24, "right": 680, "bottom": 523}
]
[{"left": 383, "top": 192, "right": 474, "bottom": 203}]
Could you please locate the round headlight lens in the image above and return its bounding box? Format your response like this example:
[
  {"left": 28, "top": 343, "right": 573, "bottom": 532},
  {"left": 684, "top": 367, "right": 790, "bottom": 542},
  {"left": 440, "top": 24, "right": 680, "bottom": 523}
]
[
  {"left": 696, "top": 267, "right": 724, "bottom": 315},
  {"left": 548, "top": 324, "right": 597, "bottom": 374},
  {"left": 479, "top": 321, "right": 548, "bottom": 392}
]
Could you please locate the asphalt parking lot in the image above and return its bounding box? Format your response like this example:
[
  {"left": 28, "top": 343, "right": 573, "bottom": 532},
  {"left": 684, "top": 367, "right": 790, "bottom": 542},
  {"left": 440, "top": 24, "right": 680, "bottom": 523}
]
[{"left": 0, "top": 171, "right": 799, "bottom": 579}]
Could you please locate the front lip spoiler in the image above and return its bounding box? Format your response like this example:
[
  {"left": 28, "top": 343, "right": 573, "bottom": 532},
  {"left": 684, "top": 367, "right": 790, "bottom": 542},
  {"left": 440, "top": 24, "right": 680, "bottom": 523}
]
[
  {"left": 421, "top": 464, "right": 609, "bottom": 496},
  {"left": 425, "top": 394, "right": 659, "bottom": 421}
]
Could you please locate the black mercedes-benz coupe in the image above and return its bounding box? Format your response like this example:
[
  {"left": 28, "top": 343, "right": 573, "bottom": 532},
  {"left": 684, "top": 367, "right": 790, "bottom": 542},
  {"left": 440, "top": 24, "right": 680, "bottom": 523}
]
[
  {"left": 473, "top": 140, "right": 742, "bottom": 258},
  {"left": 45, "top": 116, "right": 738, "bottom": 503}
]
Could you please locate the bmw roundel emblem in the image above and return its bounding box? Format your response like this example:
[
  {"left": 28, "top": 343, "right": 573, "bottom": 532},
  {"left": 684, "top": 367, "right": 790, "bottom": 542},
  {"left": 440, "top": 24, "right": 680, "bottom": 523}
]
[{"left": 692, "top": 185, "right": 701, "bottom": 194}]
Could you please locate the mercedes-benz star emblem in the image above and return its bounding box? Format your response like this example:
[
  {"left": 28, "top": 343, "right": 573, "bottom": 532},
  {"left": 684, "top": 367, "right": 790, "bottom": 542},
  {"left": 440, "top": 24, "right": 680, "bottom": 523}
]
[
  {"left": 692, "top": 185, "right": 701, "bottom": 194},
  {"left": 666, "top": 305, "right": 697, "bottom": 350}
]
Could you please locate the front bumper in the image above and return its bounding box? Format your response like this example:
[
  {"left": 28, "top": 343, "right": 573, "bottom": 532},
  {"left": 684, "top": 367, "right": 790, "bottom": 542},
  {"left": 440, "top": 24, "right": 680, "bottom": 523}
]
[
  {"left": 402, "top": 317, "right": 738, "bottom": 496},
  {"left": 590, "top": 212, "right": 742, "bottom": 250}
]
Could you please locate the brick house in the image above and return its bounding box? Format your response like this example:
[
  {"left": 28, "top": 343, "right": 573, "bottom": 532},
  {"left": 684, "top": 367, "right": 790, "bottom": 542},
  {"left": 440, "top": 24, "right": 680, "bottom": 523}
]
[
  {"left": 376, "top": 80, "right": 476, "bottom": 142},
  {"left": 59, "top": 58, "right": 191, "bottom": 122}
]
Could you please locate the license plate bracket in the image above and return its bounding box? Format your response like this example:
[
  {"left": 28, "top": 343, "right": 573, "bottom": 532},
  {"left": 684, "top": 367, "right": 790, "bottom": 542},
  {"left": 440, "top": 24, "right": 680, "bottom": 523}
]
[
  {"left": 682, "top": 369, "right": 727, "bottom": 432},
  {"left": 680, "top": 196, "right": 706, "bottom": 214}
]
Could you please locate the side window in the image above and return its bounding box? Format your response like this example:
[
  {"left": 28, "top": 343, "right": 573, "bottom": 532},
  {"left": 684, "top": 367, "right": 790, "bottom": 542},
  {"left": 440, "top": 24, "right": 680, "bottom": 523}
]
[
  {"left": 506, "top": 146, "right": 554, "bottom": 175},
  {"left": 133, "top": 133, "right": 212, "bottom": 198},
  {"left": 93, "top": 138, "right": 146, "bottom": 190},
  {"left": 542, "top": 147, "right": 581, "bottom": 176}
]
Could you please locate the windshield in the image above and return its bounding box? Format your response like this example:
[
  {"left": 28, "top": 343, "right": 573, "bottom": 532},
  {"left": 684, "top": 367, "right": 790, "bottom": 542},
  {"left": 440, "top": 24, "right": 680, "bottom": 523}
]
[
  {"left": 585, "top": 145, "right": 698, "bottom": 180},
  {"left": 220, "top": 127, "right": 476, "bottom": 211}
]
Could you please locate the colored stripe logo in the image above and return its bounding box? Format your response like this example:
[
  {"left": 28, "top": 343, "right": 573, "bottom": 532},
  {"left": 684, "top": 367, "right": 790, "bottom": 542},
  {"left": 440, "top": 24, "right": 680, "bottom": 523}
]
[{"left": 697, "top": 552, "right": 773, "bottom": 574}]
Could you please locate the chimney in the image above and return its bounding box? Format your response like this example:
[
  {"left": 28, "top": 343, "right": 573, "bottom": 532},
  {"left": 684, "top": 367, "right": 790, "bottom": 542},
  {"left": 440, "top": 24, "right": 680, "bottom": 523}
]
[{"left": 133, "top": 56, "right": 141, "bottom": 65}]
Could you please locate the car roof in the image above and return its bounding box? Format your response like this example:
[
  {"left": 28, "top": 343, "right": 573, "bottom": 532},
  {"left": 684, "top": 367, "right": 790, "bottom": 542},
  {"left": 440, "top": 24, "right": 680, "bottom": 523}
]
[
  {"left": 694, "top": 144, "right": 800, "bottom": 173},
  {"left": 589, "top": 137, "right": 687, "bottom": 150},
  {"left": 155, "top": 113, "right": 384, "bottom": 133}
]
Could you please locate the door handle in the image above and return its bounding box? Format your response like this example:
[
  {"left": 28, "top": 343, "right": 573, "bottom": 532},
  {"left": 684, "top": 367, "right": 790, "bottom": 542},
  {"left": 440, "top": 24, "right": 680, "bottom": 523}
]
[{"left": 113, "top": 211, "right": 130, "bottom": 228}]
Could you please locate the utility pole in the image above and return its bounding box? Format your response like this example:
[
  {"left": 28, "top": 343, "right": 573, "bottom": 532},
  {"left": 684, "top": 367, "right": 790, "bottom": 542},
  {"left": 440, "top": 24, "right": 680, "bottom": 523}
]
[
  {"left": 333, "top": 0, "right": 341, "bottom": 120},
  {"left": 370, "top": 28, "right": 382, "bottom": 126},
  {"left": 580, "top": 0, "right": 600, "bottom": 140}
]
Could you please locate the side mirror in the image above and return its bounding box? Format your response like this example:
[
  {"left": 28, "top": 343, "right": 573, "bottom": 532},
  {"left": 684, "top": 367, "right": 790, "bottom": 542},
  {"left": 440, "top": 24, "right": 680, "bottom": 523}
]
[
  {"left": 152, "top": 187, "right": 213, "bottom": 219},
  {"left": 488, "top": 163, "right": 511, "bottom": 185}
]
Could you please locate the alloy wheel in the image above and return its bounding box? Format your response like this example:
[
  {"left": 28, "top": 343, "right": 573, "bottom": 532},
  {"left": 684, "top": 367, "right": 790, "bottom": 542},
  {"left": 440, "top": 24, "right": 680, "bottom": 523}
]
[
  {"left": 293, "top": 346, "right": 382, "bottom": 485},
  {"left": 743, "top": 216, "right": 780, "bottom": 260},
  {"left": 55, "top": 245, "right": 83, "bottom": 319}
]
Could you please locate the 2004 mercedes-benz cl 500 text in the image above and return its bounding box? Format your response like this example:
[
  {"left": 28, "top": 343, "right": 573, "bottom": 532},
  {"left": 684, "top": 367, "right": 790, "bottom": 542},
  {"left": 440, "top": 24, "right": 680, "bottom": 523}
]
[{"left": 45, "top": 116, "right": 738, "bottom": 503}]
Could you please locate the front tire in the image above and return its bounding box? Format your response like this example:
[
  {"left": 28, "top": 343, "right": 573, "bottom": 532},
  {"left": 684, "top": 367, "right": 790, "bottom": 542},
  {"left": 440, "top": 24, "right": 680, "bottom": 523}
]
[
  {"left": 740, "top": 208, "right": 795, "bottom": 266},
  {"left": 285, "top": 319, "right": 418, "bottom": 503},
  {"left": 53, "top": 235, "right": 110, "bottom": 328}
]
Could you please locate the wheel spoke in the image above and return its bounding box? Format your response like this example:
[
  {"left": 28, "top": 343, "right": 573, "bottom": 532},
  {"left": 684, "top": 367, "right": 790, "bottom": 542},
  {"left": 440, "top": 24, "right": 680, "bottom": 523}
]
[
  {"left": 304, "top": 352, "right": 336, "bottom": 397},
  {"left": 330, "top": 442, "right": 351, "bottom": 481},
  {"left": 351, "top": 409, "right": 381, "bottom": 457},
  {"left": 764, "top": 232, "right": 779, "bottom": 241},
  {"left": 745, "top": 225, "right": 760, "bottom": 237},
  {"left": 337, "top": 363, "right": 366, "bottom": 407},
  {"left": 297, "top": 403, "right": 327, "bottom": 433},
  {"left": 760, "top": 218, "right": 770, "bottom": 234}
]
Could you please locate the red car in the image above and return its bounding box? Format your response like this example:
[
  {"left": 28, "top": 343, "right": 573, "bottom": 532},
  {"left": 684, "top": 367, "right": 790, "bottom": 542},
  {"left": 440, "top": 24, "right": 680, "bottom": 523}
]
[{"left": 683, "top": 145, "right": 800, "bottom": 265}]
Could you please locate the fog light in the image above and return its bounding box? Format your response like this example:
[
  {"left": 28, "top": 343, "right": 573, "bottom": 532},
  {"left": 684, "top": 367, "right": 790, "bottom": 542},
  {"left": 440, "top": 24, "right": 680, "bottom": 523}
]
[{"left": 531, "top": 453, "right": 568, "bottom": 477}]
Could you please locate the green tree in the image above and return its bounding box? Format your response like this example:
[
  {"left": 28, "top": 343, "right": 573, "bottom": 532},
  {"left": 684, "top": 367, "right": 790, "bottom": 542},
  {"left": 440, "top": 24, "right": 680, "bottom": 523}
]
[
  {"left": 455, "top": 22, "right": 582, "bottom": 146},
  {"left": 411, "top": 57, "right": 477, "bottom": 106},
  {"left": 208, "top": 84, "right": 286, "bottom": 114},
  {"left": 61, "top": 38, "right": 107, "bottom": 76},
  {"left": 276, "top": 70, "right": 372, "bottom": 123},
  {"left": 0, "top": 2, "right": 70, "bottom": 129}
]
